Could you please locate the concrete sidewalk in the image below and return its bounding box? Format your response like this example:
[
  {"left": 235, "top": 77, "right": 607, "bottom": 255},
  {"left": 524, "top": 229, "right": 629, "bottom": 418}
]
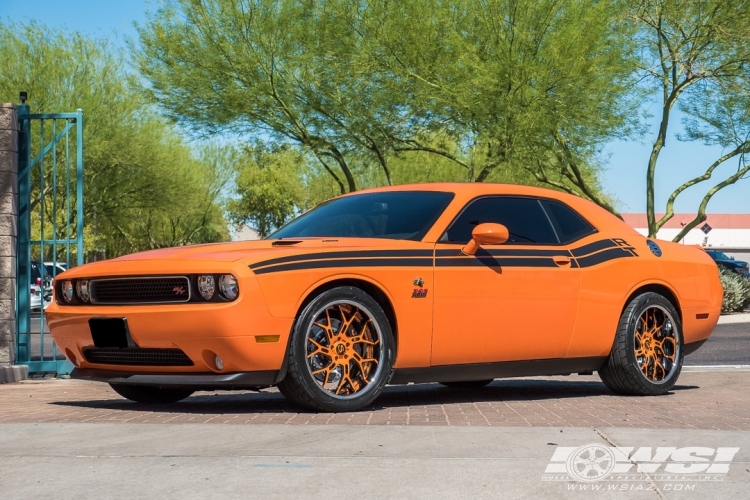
[
  {"left": 0, "top": 423, "right": 747, "bottom": 499},
  {"left": 718, "top": 312, "right": 750, "bottom": 324}
]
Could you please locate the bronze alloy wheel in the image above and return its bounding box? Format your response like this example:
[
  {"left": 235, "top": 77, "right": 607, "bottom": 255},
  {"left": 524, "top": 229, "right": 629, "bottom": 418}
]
[
  {"left": 633, "top": 305, "right": 679, "bottom": 383},
  {"left": 277, "top": 286, "right": 395, "bottom": 412},
  {"left": 304, "top": 300, "right": 385, "bottom": 399},
  {"left": 598, "top": 292, "right": 684, "bottom": 396}
]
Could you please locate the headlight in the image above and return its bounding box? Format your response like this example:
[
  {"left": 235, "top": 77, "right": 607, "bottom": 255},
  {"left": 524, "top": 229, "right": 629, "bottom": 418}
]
[
  {"left": 197, "top": 275, "right": 216, "bottom": 301},
  {"left": 61, "top": 281, "right": 74, "bottom": 303},
  {"left": 76, "top": 280, "right": 90, "bottom": 302},
  {"left": 218, "top": 275, "right": 239, "bottom": 300}
]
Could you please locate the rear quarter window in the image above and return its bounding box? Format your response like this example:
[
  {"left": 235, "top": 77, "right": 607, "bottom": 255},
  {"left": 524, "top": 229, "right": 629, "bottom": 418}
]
[{"left": 541, "top": 200, "right": 596, "bottom": 244}]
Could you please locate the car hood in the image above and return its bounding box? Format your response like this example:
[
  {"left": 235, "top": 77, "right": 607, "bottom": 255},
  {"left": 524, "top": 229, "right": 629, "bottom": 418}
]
[
  {"left": 112, "top": 238, "right": 417, "bottom": 263},
  {"left": 58, "top": 238, "right": 429, "bottom": 279}
]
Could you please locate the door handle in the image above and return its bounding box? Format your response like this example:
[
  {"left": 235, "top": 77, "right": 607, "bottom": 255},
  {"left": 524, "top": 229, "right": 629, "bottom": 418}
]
[{"left": 553, "top": 256, "right": 572, "bottom": 267}]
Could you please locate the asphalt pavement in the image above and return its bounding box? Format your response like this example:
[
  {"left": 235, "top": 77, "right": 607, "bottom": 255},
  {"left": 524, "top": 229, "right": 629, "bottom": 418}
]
[{"left": 685, "top": 322, "right": 750, "bottom": 365}]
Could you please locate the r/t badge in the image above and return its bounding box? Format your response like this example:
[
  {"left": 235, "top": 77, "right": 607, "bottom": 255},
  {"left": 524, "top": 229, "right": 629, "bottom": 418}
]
[{"left": 412, "top": 277, "right": 428, "bottom": 298}]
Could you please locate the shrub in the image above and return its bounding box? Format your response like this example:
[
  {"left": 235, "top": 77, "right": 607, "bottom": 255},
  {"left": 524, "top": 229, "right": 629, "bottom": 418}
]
[{"left": 718, "top": 267, "right": 750, "bottom": 313}]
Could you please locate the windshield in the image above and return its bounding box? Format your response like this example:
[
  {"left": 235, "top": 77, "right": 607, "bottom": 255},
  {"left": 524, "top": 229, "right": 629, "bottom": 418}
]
[{"left": 269, "top": 191, "right": 455, "bottom": 241}]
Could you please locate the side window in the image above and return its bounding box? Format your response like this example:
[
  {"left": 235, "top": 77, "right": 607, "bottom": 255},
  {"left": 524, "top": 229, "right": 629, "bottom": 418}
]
[
  {"left": 541, "top": 200, "right": 596, "bottom": 244},
  {"left": 442, "top": 197, "right": 559, "bottom": 245}
]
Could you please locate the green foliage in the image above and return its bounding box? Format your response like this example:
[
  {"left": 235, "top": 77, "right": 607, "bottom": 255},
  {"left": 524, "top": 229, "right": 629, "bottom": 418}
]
[
  {"left": 718, "top": 267, "right": 750, "bottom": 313},
  {"left": 0, "top": 21, "right": 230, "bottom": 260},
  {"left": 135, "top": 0, "right": 636, "bottom": 213},
  {"left": 227, "top": 146, "right": 306, "bottom": 238},
  {"left": 633, "top": 0, "right": 750, "bottom": 238}
]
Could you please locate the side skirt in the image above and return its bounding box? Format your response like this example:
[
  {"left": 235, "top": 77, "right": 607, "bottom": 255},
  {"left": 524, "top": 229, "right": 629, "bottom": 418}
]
[{"left": 390, "top": 357, "right": 607, "bottom": 385}]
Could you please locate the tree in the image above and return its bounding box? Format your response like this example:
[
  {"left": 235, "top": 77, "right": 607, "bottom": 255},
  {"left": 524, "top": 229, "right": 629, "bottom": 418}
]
[
  {"left": 135, "top": 0, "right": 635, "bottom": 211},
  {"left": 347, "top": 0, "right": 638, "bottom": 214},
  {"left": 0, "top": 21, "right": 230, "bottom": 259},
  {"left": 632, "top": 0, "right": 750, "bottom": 238},
  {"left": 227, "top": 145, "right": 307, "bottom": 238}
]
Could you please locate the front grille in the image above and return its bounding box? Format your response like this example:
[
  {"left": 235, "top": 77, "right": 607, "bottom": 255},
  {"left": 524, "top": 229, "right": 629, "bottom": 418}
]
[
  {"left": 90, "top": 276, "right": 190, "bottom": 304},
  {"left": 83, "top": 347, "right": 194, "bottom": 366}
]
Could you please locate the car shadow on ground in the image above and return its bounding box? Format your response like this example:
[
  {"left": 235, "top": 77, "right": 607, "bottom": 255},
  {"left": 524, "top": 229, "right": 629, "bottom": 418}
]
[{"left": 49, "top": 378, "right": 701, "bottom": 415}]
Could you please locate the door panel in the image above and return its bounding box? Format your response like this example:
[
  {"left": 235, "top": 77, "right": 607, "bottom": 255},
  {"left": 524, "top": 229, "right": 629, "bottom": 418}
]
[{"left": 431, "top": 246, "right": 580, "bottom": 365}]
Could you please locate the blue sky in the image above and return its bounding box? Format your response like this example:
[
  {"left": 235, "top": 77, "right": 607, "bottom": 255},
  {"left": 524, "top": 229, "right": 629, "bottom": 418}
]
[{"left": 3, "top": 0, "right": 748, "bottom": 215}]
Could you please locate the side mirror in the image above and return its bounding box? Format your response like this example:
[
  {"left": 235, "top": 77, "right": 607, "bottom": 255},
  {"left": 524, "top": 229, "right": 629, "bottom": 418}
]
[
  {"left": 462, "top": 223, "right": 509, "bottom": 255},
  {"left": 730, "top": 256, "right": 735, "bottom": 260}
]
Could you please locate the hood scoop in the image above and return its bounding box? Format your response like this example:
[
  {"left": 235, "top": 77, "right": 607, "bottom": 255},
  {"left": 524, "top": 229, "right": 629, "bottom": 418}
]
[{"left": 271, "top": 240, "right": 303, "bottom": 246}]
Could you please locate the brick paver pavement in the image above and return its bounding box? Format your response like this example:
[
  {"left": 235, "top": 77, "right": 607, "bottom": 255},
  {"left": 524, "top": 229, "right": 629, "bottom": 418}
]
[{"left": 1, "top": 371, "right": 748, "bottom": 429}]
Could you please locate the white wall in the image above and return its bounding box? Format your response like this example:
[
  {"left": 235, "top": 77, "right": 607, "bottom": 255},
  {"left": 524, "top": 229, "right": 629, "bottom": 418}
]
[{"left": 634, "top": 228, "right": 750, "bottom": 248}]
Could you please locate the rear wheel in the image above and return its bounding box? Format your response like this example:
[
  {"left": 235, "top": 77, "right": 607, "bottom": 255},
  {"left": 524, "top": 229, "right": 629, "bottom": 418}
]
[
  {"left": 109, "top": 384, "right": 194, "bottom": 403},
  {"left": 598, "top": 292, "right": 683, "bottom": 395},
  {"left": 278, "top": 286, "right": 395, "bottom": 412},
  {"left": 439, "top": 380, "right": 493, "bottom": 389}
]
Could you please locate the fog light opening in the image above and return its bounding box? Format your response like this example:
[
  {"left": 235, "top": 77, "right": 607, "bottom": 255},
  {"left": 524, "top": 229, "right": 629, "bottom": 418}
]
[
  {"left": 214, "top": 355, "right": 224, "bottom": 371},
  {"left": 65, "top": 348, "right": 79, "bottom": 367}
]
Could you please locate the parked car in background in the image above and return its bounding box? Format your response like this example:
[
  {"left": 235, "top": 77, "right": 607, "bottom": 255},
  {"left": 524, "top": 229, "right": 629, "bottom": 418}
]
[
  {"left": 30, "top": 284, "right": 43, "bottom": 312},
  {"left": 44, "top": 261, "right": 68, "bottom": 277},
  {"left": 705, "top": 249, "right": 750, "bottom": 277}
]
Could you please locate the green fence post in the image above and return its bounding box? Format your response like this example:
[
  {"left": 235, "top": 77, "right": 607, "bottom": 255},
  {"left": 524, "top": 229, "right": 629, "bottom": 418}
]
[{"left": 16, "top": 102, "right": 30, "bottom": 364}]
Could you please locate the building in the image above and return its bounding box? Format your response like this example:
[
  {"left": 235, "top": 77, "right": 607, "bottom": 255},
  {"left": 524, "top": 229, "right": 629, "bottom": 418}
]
[
  {"left": 232, "top": 225, "right": 260, "bottom": 241},
  {"left": 622, "top": 213, "right": 750, "bottom": 262}
]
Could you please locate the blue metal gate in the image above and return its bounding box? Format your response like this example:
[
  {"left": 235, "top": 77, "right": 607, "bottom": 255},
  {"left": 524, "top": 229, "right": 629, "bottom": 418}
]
[{"left": 16, "top": 101, "right": 84, "bottom": 375}]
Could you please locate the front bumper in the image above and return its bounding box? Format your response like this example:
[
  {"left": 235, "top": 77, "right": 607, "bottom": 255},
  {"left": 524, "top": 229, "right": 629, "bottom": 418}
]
[
  {"left": 45, "top": 267, "right": 294, "bottom": 374},
  {"left": 71, "top": 368, "right": 278, "bottom": 390}
]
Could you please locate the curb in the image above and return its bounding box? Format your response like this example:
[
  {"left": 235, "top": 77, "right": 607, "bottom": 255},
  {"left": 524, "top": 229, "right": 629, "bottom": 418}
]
[
  {"left": 682, "top": 365, "right": 750, "bottom": 372},
  {"left": 717, "top": 312, "right": 750, "bottom": 324},
  {"left": 0, "top": 364, "right": 29, "bottom": 383}
]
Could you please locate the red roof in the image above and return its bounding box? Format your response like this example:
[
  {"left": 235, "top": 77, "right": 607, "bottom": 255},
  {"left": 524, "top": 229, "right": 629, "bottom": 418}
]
[{"left": 622, "top": 213, "right": 750, "bottom": 229}]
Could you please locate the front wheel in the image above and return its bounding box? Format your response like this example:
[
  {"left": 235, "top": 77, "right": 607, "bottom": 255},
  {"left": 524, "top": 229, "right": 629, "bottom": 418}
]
[
  {"left": 109, "top": 384, "right": 194, "bottom": 403},
  {"left": 277, "top": 286, "right": 395, "bottom": 412},
  {"left": 598, "top": 292, "right": 683, "bottom": 395}
]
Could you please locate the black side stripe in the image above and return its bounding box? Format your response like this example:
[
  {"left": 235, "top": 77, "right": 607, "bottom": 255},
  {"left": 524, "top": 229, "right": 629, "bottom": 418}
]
[
  {"left": 435, "top": 248, "right": 571, "bottom": 257},
  {"left": 575, "top": 247, "right": 636, "bottom": 268},
  {"left": 436, "top": 257, "right": 559, "bottom": 268},
  {"left": 248, "top": 238, "right": 637, "bottom": 274},
  {"left": 252, "top": 258, "right": 434, "bottom": 275},
  {"left": 570, "top": 239, "right": 620, "bottom": 257},
  {"left": 250, "top": 249, "right": 433, "bottom": 270}
]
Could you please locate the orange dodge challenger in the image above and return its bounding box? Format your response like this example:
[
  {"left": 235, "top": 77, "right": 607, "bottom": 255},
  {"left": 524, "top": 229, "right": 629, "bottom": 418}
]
[{"left": 46, "top": 183, "right": 722, "bottom": 411}]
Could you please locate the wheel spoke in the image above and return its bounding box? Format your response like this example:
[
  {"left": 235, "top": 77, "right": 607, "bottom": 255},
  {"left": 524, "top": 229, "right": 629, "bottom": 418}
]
[
  {"left": 338, "top": 304, "right": 357, "bottom": 335},
  {"left": 307, "top": 338, "right": 330, "bottom": 358}
]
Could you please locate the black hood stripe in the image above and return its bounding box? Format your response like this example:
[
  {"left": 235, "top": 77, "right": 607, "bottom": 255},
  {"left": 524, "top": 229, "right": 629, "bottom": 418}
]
[
  {"left": 252, "top": 257, "right": 434, "bottom": 275},
  {"left": 249, "top": 249, "right": 433, "bottom": 270}
]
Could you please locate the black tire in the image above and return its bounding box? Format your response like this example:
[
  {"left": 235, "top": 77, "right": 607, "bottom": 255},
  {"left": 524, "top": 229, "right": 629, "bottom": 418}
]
[
  {"left": 109, "top": 384, "right": 194, "bottom": 403},
  {"left": 439, "top": 380, "right": 494, "bottom": 389},
  {"left": 598, "top": 292, "right": 683, "bottom": 395},
  {"left": 277, "top": 286, "right": 395, "bottom": 412}
]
